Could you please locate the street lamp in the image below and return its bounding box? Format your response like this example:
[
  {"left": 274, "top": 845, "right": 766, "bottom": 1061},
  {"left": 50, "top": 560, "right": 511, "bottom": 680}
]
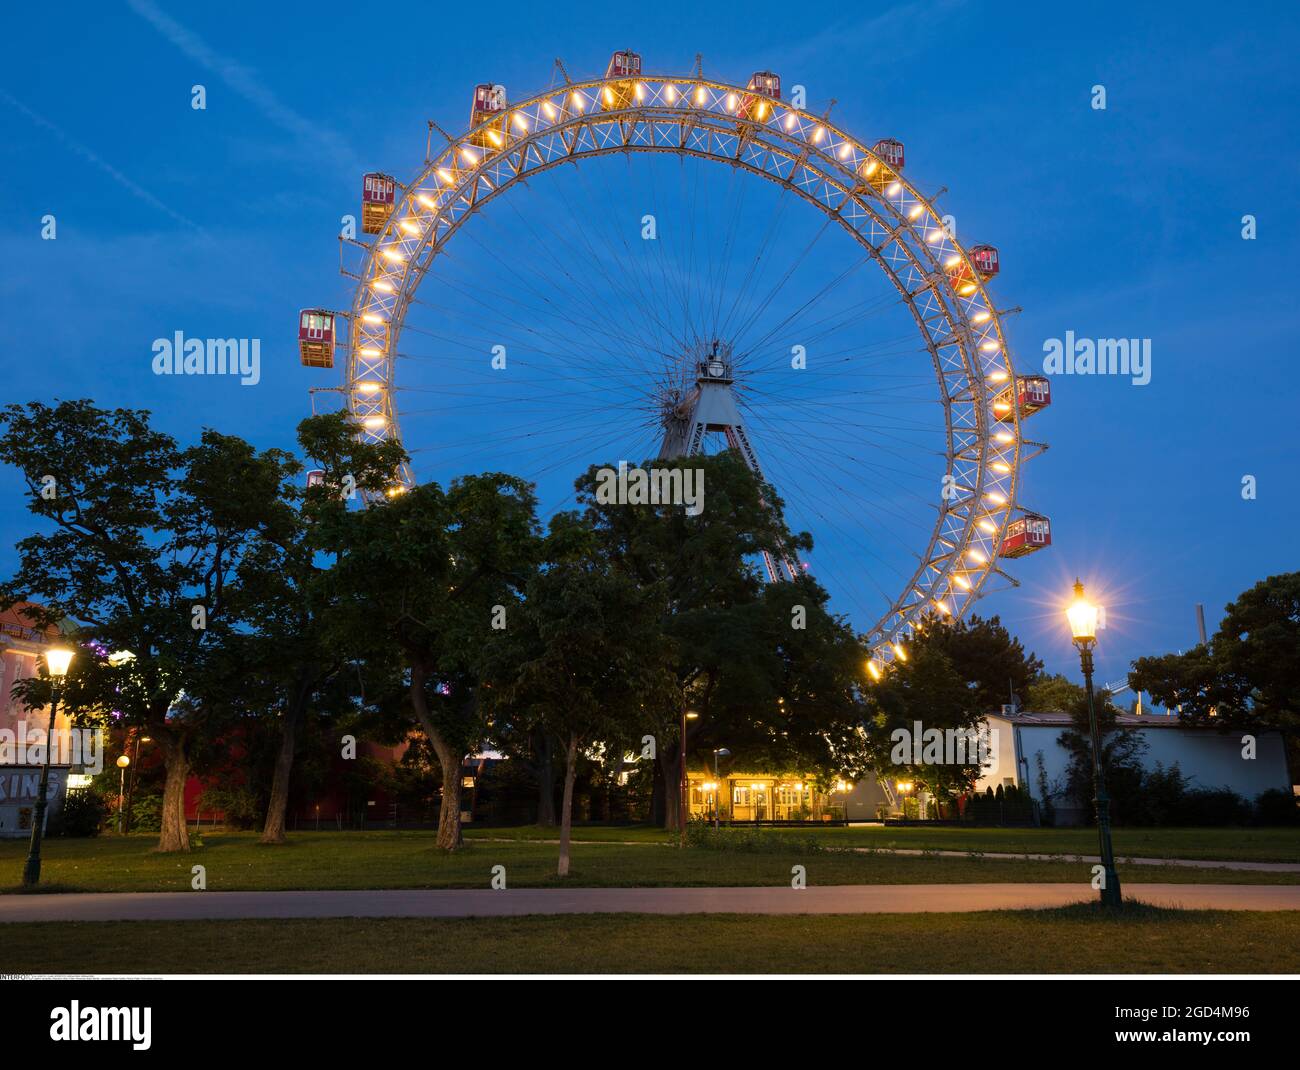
[
  {"left": 679, "top": 710, "right": 699, "bottom": 846},
  {"left": 1068, "top": 579, "right": 1122, "bottom": 908},
  {"left": 116, "top": 755, "right": 131, "bottom": 834},
  {"left": 712, "top": 747, "right": 731, "bottom": 830},
  {"left": 23, "top": 644, "right": 74, "bottom": 886}
]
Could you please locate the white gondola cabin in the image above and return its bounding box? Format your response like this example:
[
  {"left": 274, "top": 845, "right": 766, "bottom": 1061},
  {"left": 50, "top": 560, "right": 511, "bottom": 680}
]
[
  {"left": 601, "top": 50, "right": 642, "bottom": 110},
  {"left": 298, "top": 309, "right": 335, "bottom": 368},
  {"left": 469, "top": 84, "right": 508, "bottom": 149},
  {"left": 361, "top": 173, "right": 396, "bottom": 235},
  {"left": 999, "top": 512, "right": 1051, "bottom": 558}
]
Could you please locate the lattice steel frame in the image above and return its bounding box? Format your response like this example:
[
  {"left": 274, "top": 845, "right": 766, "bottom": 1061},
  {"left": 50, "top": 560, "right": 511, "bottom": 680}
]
[{"left": 341, "top": 71, "right": 1039, "bottom": 664}]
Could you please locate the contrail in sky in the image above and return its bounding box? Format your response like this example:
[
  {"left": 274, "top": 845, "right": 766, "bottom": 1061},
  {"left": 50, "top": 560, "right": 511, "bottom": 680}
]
[
  {"left": 0, "top": 86, "right": 203, "bottom": 231},
  {"left": 126, "top": 0, "right": 358, "bottom": 169}
]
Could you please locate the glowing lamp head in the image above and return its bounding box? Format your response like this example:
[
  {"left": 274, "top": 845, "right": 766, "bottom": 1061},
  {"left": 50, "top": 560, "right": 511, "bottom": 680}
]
[
  {"left": 1067, "top": 579, "right": 1098, "bottom": 643},
  {"left": 116, "top": 755, "right": 131, "bottom": 769},
  {"left": 44, "top": 645, "right": 74, "bottom": 679}
]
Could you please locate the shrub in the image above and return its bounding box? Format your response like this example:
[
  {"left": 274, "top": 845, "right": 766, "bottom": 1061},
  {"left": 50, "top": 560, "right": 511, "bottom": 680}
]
[
  {"left": 130, "top": 794, "right": 162, "bottom": 832},
  {"left": 50, "top": 788, "right": 106, "bottom": 837},
  {"left": 1254, "top": 788, "right": 1298, "bottom": 826}
]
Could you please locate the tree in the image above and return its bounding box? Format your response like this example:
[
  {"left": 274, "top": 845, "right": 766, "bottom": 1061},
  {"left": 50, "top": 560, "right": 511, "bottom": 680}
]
[
  {"left": 863, "top": 646, "right": 984, "bottom": 814},
  {"left": 484, "top": 555, "right": 676, "bottom": 875},
  {"left": 328, "top": 473, "right": 542, "bottom": 850},
  {"left": 559, "top": 452, "right": 864, "bottom": 829},
  {"left": 910, "top": 614, "right": 1043, "bottom": 711},
  {"left": 235, "top": 413, "right": 407, "bottom": 844},
  {"left": 0, "top": 401, "right": 296, "bottom": 851},
  {"left": 1131, "top": 572, "right": 1300, "bottom": 735},
  {"left": 1025, "top": 673, "right": 1087, "bottom": 713},
  {"left": 1055, "top": 687, "right": 1143, "bottom": 824}
]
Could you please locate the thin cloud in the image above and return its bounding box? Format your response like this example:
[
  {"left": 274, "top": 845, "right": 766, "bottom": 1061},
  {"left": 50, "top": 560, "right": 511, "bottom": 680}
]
[
  {"left": 0, "top": 86, "right": 203, "bottom": 232},
  {"left": 126, "top": 0, "right": 358, "bottom": 169}
]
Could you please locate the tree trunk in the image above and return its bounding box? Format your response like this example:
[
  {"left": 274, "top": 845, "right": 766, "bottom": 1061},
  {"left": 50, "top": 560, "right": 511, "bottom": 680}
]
[
  {"left": 535, "top": 734, "right": 557, "bottom": 827},
  {"left": 659, "top": 747, "right": 682, "bottom": 832},
  {"left": 156, "top": 732, "right": 191, "bottom": 853},
  {"left": 650, "top": 755, "right": 665, "bottom": 827},
  {"left": 557, "top": 733, "right": 579, "bottom": 877},
  {"left": 260, "top": 689, "right": 306, "bottom": 845},
  {"left": 409, "top": 661, "right": 463, "bottom": 850}
]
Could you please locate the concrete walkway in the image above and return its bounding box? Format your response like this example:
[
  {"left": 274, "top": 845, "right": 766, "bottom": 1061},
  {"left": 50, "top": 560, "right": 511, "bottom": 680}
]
[
  {"left": 2, "top": 883, "right": 1298, "bottom": 922},
  {"left": 471, "top": 837, "right": 1300, "bottom": 872}
]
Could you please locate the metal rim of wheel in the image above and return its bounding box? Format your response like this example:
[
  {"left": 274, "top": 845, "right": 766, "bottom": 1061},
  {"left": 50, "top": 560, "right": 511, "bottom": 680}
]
[{"left": 335, "top": 64, "right": 1043, "bottom": 667}]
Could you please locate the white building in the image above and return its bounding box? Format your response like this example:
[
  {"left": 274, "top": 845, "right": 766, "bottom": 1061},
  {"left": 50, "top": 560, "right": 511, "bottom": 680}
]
[{"left": 977, "top": 709, "right": 1292, "bottom": 825}]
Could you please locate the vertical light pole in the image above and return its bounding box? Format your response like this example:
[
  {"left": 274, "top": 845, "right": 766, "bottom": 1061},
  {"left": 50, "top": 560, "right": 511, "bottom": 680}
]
[
  {"left": 679, "top": 710, "right": 698, "bottom": 847},
  {"left": 116, "top": 755, "right": 131, "bottom": 834},
  {"left": 712, "top": 747, "right": 730, "bottom": 830},
  {"left": 23, "top": 644, "right": 75, "bottom": 886},
  {"left": 1067, "top": 579, "right": 1122, "bottom": 908}
]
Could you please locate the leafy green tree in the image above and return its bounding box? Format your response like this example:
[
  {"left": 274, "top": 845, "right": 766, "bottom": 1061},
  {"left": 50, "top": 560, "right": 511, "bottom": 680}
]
[
  {"left": 1130, "top": 572, "right": 1300, "bottom": 736},
  {"left": 911, "top": 613, "right": 1043, "bottom": 711},
  {"left": 0, "top": 401, "right": 295, "bottom": 851},
  {"left": 484, "top": 556, "right": 676, "bottom": 875},
  {"left": 1025, "top": 673, "right": 1087, "bottom": 713},
  {"left": 560, "top": 452, "right": 864, "bottom": 829},
  {"left": 328, "top": 474, "right": 542, "bottom": 849},
  {"left": 233, "top": 413, "right": 407, "bottom": 844}
]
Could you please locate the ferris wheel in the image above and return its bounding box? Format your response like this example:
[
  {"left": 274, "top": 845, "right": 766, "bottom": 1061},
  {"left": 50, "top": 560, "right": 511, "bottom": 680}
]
[{"left": 296, "top": 50, "right": 1054, "bottom": 669}]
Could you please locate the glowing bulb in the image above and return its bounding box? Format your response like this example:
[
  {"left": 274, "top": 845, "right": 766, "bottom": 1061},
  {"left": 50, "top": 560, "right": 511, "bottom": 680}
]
[
  {"left": 981, "top": 340, "right": 1000, "bottom": 352},
  {"left": 664, "top": 85, "right": 677, "bottom": 103},
  {"left": 363, "top": 415, "right": 386, "bottom": 430},
  {"left": 927, "top": 229, "right": 944, "bottom": 243},
  {"left": 372, "top": 280, "right": 394, "bottom": 293},
  {"left": 417, "top": 194, "right": 437, "bottom": 210},
  {"left": 571, "top": 91, "right": 586, "bottom": 111},
  {"left": 355, "top": 381, "right": 383, "bottom": 394},
  {"left": 995, "top": 431, "right": 1014, "bottom": 444},
  {"left": 989, "top": 371, "right": 1009, "bottom": 382},
  {"left": 867, "top": 661, "right": 881, "bottom": 681},
  {"left": 603, "top": 87, "right": 615, "bottom": 106},
  {"left": 360, "top": 346, "right": 381, "bottom": 357},
  {"left": 486, "top": 129, "right": 503, "bottom": 147},
  {"left": 971, "top": 310, "right": 991, "bottom": 323},
  {"left": 362, "top": 313, "right": 385, "bottom": 324},
  {"left": 892, "top": 643, "right": 908, "bottom": 662},
  {"left": 460, "top": 146, "right": 479, "bottom": 164},
  {"left": 784, "top": 112, "right": 798, "bottom": 130},
  {"left": 437, "top": 168, "right": 455, "bottom": 185},
  {"left": 887, "top": 182, "right": 901, "bottom": 196},
  {"left": 991, "top": 462, "right": 1011, "bottom": 474},
  {"left": 542, "top": 100, "right": 557, "bottom": 119},
  {"left": 908, "top": 204, "right": 925, "bottom": 219},
  {"left": 954, "top": 574, "right": 971, "bottom": 590},
  {"left": 966, "top": 548, "right": 987, "bottom": 564},
  {"left": 513, "top": 112, "right": 529, "bottom": 132},
  {"left": 381, "top": 248, "right": 404, "bottom": 262},
  {"left": 725, "top": 93, "right": 737, "bottom": 111},
  {"left": 978, "top": 519, "right": 997, "bottom": 534},
  {"left": 986, "top": 491, "right": 1007, "bottom": 504}
]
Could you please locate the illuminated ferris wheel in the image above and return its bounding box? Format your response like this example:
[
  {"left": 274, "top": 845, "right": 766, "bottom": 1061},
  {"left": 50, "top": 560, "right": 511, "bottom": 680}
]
[{"left": 296, "top": 50, "right": 1053, "bottom": 668}]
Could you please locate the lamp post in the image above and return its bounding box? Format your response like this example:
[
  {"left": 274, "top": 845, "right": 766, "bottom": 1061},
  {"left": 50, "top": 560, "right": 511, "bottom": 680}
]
[
  {"left": 1068, "top": 579, "right": 1122, "bottom": 908},
  {"left": 712, "top": 747, "right": 730, "bottom": 830},
  {"left": 123, "top": 732, "right": 150, "bottom": 836},
  {"left": 23, "top": 644, "right": 74, "bottom": 886},
  {"left": 679, "top": 710, "right": 699, "bottom": 847},
  {"left": 116, "top": 755, "right": 130, "bottom": 834}
]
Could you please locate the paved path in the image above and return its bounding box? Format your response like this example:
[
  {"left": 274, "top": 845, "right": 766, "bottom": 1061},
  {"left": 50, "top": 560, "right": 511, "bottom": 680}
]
[
  {"left": 2, "top": 883, "right": 1298, "bottom": 922},
  {"left": 473, "top": 837, "right": 1300, "bottom": 873}
]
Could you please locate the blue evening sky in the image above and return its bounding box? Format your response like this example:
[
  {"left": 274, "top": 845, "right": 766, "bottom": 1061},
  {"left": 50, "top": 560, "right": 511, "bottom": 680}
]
[{"left": 1, "top": 1, "right": 1296, "bottom": 693}]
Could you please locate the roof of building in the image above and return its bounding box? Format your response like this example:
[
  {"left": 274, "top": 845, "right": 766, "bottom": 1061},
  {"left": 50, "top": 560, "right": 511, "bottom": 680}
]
[{"left": 989, "top": 709, "right": 1188, "bottom": 729}]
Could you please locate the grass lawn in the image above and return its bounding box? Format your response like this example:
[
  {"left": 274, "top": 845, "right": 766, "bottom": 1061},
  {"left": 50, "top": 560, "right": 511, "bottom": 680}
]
[
  {"left": 468, "top": 823, "right": 1300, "bottom": 862},
  {"left": 2, "top": 830, "right": 1298, "bottom": 893},
  {"left": 3, "top": 904, "right": 1297, "bottom": 973}
]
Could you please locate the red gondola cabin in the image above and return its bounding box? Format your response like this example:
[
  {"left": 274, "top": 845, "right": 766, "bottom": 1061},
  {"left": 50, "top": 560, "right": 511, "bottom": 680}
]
[
  {"left": 947, "top": 243, "right": 999, "bottom": 296},
  {"left": 298, "top": 309, "right": 335, "bottom": 368},
  {"left": 738, "top": 71, "right": 780, "bottom": 124},
  {"left": 469, "top": 84, "right": 508, "bottom": 148},
  {"left": 999, "top": 513, "right": 1051, "bottom": 558},
  {"left": 305, "top": 469, "right": 326, "bottom": 488},
  {"left": 361, "top": 173, "right": 396, "bottom": 235},
  {"left": 602, "top": 50, "right": 642, "bottom": 110},
  {"left": 993, "top": 375, "right": 1051, "bottom": 421},
  {"left": 861, "top": 138, "right": 904, "bottom": 191}
]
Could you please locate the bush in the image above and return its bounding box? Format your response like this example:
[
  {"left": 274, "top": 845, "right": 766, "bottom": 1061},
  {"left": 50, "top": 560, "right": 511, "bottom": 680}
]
[
  {"left": 1254, "top": 788, "right": 1298, "bottom": 826},
  {"left": 196, "top": 786, "right": 262, "bottom": 829},
  {"left": 130, "top": 794, "right": 162, "bottom": 832},
  {"left": 50, "top": 788, "right": 106, "bottom": 837},
  {"left": 685, "top": 821, "right": 825, "bottom": 853}
]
